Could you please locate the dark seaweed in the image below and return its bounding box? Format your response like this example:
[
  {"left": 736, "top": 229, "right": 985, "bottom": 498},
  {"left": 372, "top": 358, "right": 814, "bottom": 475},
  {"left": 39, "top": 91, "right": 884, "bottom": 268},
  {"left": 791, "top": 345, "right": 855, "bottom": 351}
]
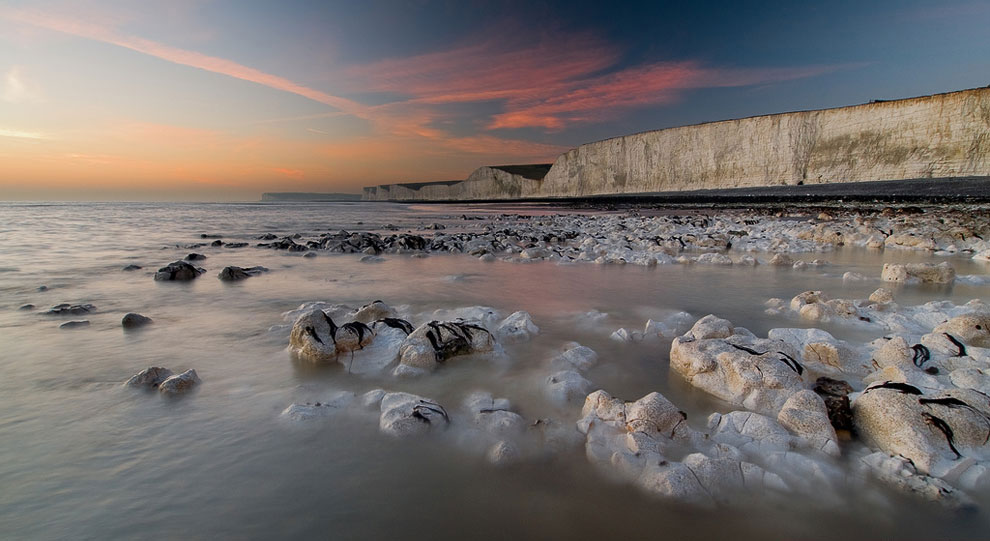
[
  {"left": 911, "top": 344, "right": 931, "bottom": 367},
  {"left": 922, "top": 412, "right": 962, "bottom": 459},
  {"left": 304, "top": 326, "right": 323, "bottom": 345},
  {"left": 729, "top": 343, "right": 766, "bottom": 356},
  {"left": 378, "top": 318, "right": 414, "bottom": 335},
  {"left": 339, "top": 321, "right": 373, "bottom": 349},
  {"left": 864, "top": 381, "right": 923, "bottom": 395},
  {"left": 943, "top": 333, "right": 967, "bottom": 357},
  {"left": 423, "top": 321, "right": 491, "bottom": 362},
  {"left": 777, "top": 351, "right": 804, "bottom": 375}
]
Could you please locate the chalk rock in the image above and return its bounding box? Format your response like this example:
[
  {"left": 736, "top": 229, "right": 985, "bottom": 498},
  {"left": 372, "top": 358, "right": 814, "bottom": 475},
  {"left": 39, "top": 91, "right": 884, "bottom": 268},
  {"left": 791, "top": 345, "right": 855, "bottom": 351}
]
[
  {"left": 350, "top": 300, "right": 396, "bottom": 323},
  {"left": 288, "top": 310, "right": 375, "bottom": 362},
  {"left": 777, "top": 390, "right": 840, "bottom": 456},
  {"left": 708, "top": 411, "right": 794, "bottom": 455},
  {"left": 695, "top": 253, "right": 732, "bottom": 265},
  {"left": 341, "top": 319, "right": 411, "bottom": 374},
  {"left": 464, "top": 392, "right": 526, "bottom": 435},
  {"left": 487, "top": 440, "right": 521, "bottom": 465},
  {"left": 580, "top": 391, "right": 781, "bottom": 506},
  {"left": 429, "top": 306, "right": 501, "bottom": 330},
  {"left": 121, "top": 313, "right": 153, "bottom": 329},
  {"left": 217, "top": 265, "right": 268, "bottom": 281},
  {"left": 881, "top": 262, "right": 956, "bottom": 284},
  {"left": 495, "top": 311, "right": 539, "bottom": 343},
  {"left": 933, "top": 314, "right": 990, "bottom": 348},
  {"left": 769, "top": 254, "right": 794, "bottom": 266},
  {"left": 154, "top": 261, "right": 205, "bottom": 281},
  {"left": 280, "top": 392, "right": 355, "bottom": 421},
  {"left": 858, "top": 451, "right": 976, "bottom": 511},
  {"left": 869, "top": 287, "right": 894, "bottom": 304},
  {"left": 159, "top": 369, "right": 200, "bottom": 396},
  {"left": 379, "top": 392, "right": 449, "bottom": 437},
  {"left": 767, "top": 327, "right": 862, "bottom": 374},
  {"left": 125, "top": 366, "right": 172, "bottom": 388},
  {"left": 550, "top": 344, "right": 598, "bottom": 372},
  {"left": 853, "top": 382, "right": 990, "bottom": 479},
  {"left": 546, "top": 370, "right": 592, "bottom": 403},
  {"left": 670, "top": 316, "right": 805, "bottom": 415},
  {"left": 396, "top": 320, "right": 494, "bottom": 374}
]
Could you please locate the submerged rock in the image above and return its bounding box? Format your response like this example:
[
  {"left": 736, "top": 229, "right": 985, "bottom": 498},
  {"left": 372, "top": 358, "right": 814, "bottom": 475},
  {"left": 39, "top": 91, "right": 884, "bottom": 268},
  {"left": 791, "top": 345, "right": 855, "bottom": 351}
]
[
  {"left": 395, "top": 320, "right": 494, "bottom": 374},
  {"left": 288, "top": 309, "right": 375, "bottom": 362},
  {"left": 280, "top": 392, "right": 356, "bottom": 421},
  {"left": 47, "top": 303, "right": 95, "bottom": 316},
  {"left": 853, "top": 381, "right": 990, "bottom": 484},
  {"left": 122, "top": 264, "right": 142, "bottom": 271},
  {"left": 495, "top": 311, "right": 539, "bottom": 343},
  {"left": 121, "top": 313, "right": 153, "bottom": 329},
  {"left": 379, "top": 392, "right": 450, "bottom": 437},
  {"left": 125, "top": 366, "right": 173, "bottom": 388},
  {"left": 158, "top": 369, "right": 200, "bottom": 396},
  {"left": 59, "top": 320, "right": 90, "bottom": 329},
  {"left": 154, "top": 261, "right": 205, "bottom": 281},
  {"left": 881, "top": 262, "right": 956, "bottom": 284},
  {"left": 217, "top": 265, "right": 268, "bottom": 281}
]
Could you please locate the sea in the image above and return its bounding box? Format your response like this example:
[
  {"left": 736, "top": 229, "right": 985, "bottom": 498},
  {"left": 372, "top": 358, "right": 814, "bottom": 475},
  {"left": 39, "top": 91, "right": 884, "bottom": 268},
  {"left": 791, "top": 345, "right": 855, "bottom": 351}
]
[{"left": 1, "top": 201, "right": 988, "bottom": 539}]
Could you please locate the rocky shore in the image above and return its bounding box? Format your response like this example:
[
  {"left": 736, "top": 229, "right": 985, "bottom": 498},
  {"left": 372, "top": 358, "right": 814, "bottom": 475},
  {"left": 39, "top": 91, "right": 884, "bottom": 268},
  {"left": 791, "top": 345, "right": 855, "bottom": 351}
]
[{"left": 30, "top": 203, "right": 990, "bottom": 511}]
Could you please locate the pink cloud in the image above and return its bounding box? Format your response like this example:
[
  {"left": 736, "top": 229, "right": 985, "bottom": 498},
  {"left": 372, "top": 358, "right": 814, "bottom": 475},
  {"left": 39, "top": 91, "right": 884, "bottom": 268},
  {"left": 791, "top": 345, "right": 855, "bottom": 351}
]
[{"left": 349, "top": 32, "right": 852, "bottom": 131}]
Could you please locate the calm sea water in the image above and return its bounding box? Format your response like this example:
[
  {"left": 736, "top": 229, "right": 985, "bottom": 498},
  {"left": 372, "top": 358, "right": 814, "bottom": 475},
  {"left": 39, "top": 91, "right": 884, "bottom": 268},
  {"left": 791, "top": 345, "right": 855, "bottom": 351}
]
[{"left": 1, "top": 201, "right": 988, "bottom": 539}]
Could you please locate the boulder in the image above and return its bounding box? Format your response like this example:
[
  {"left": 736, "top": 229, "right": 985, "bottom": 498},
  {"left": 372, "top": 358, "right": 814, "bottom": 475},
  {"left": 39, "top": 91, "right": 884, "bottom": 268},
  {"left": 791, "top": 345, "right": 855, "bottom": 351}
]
[
  {"left": 59, "top": 320, "right": 90, "bottom": 329},
  {"left": 158, "top": 369, "right": 200, "bottom": 396},
  {"left": 395, "top": 320, "right": 494, "bottom": 373},
  {"left": 857, "top": 451, "right": 976, "bottom": 511},
  {"left": 350, "top": 300, "right": 397, "bottom": 323},
  {"left": 280, "top": 392, "right": 356, "bottom": 421},
  {"left": 881, "top": 262, "right": 956, "bottom": 284},
  {"left": 776, "top": 390, "right": 840, "bottom": 456},
  {"left": 670, "top": 316, "right": 806, "bottom": 415},
  {"left": 47, "top": 303, "right": 94, "bottom": 316},
  {"left": 217, "top": 266, "right": 268, "bottom": 281},
  {"left": 853, "top": 381, "right": 990, "bottom": 479},
  {"left": 550, "top": 344, "right": 598, "bottom": 372},
  {"left": 121, "top": 313, "right": 153, "bottom": 329},
  {"left": 154, "top": 261, "right": 205, "bottom": 281},
  {"left": 184, "top": 253, "right": 207, "bottom": 261},
  {"left": 379, "top": 392, "right": 449, "bottom": 437},
  {"left": 545, "top": 370, "right": 592, "bottom": 403},
  {"left": 495, "top": 311, "right": 539, "bottom": 343},
  {"left": 933, "top": 314, "right": 990, "bottom": 348},
  {"left": 288, "top": 309, "right": 375, "bottom": 362},
  {"left": 125, "top": 367, "right": 173, "bottom": 388}
]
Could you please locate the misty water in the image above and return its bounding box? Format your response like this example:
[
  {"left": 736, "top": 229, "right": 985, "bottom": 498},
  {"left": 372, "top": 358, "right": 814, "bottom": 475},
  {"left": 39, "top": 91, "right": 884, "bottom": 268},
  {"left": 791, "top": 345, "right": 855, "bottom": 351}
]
[{"left": 1, "top": 201, "right": 989, "bottom": 539}]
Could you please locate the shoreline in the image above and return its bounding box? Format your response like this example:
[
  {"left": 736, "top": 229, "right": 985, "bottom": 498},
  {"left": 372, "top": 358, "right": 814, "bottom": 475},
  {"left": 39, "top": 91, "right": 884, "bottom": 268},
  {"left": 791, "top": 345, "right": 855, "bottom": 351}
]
[{"left": 366, "top": 176, "right": 990, "bottom": 207}]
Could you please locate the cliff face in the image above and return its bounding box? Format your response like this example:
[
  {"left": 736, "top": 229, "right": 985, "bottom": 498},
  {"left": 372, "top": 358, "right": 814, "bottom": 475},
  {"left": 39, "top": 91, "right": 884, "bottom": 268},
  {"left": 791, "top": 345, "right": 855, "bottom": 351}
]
[{"left": 363, "top": 88, "right": 990, "bottom": 201}]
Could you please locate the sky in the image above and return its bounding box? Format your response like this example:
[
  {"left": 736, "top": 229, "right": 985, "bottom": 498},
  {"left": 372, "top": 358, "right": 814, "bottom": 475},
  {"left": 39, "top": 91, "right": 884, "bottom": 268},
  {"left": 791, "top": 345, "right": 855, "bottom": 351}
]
[{"left": 1, "top": 0, "right": 989, "bottom": 201}]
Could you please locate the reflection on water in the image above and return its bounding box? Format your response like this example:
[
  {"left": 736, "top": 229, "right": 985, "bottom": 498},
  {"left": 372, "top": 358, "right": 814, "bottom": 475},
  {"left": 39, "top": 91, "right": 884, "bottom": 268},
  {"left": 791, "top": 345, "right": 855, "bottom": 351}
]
[{"left": 0, "top": 201, "right": 988, "bottom": 539}]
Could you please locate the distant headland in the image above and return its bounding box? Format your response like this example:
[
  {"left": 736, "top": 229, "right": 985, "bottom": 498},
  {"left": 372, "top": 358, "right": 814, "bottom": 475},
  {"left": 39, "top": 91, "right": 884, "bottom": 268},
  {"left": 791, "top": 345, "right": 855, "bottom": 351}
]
[
  {"left": 363, "top": 87, "right": 990, "bottom": 203},
  {"left": 261, "top": 192, "right": 362, "bottom": 202}
]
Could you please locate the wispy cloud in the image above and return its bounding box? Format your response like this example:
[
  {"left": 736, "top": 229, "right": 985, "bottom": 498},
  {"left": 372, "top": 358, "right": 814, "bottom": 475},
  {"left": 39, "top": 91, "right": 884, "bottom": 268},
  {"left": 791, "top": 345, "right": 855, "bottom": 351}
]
[
  {"left": 2, "top": 65, "right": 43, "bottom": 103},
  {"left": 0, "top": 127, "right": 45, "bottom": 139},
  {"left": 0, "top": 7, "right": 367, "bottom": 117},
  {"left": 350, "top": 32, "right": 853, "bottom": 131}
]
